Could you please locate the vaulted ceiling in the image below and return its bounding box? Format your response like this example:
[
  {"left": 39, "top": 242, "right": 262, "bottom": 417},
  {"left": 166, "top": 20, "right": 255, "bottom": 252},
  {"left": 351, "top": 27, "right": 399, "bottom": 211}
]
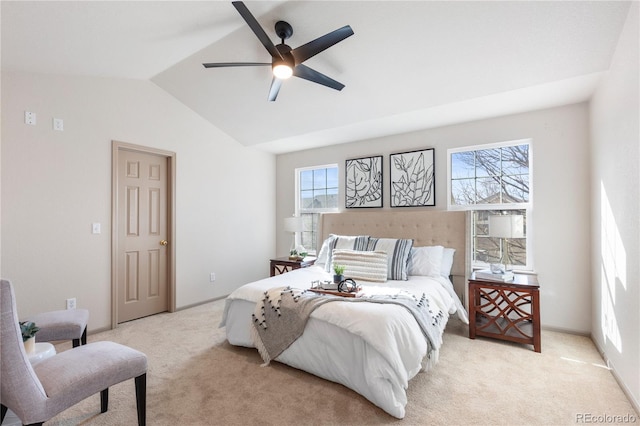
[{"left": 1, "top": 1, "right": 631, "bottom": 153}]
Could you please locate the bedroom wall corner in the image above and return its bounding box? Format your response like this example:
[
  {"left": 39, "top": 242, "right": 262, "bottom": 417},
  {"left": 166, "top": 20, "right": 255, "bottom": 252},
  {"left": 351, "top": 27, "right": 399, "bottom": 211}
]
[{"left": 589, "top": 2, "right": 640, "bottom": 412}]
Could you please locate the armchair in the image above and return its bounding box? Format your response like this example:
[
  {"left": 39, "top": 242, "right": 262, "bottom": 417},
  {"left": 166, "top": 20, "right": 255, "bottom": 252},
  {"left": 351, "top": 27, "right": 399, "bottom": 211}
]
[
  {"left": 1, "top": 279, "right": 148, "bottom": 425},
  {"left": 25, "top": 308, "right": 89, "bottom": 348}
]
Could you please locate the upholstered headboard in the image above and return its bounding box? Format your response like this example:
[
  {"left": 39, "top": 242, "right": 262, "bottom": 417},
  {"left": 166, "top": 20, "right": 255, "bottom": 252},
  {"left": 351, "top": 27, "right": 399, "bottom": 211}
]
[{"left": 318, "top": 210, "right": 470, "bottom": 303}]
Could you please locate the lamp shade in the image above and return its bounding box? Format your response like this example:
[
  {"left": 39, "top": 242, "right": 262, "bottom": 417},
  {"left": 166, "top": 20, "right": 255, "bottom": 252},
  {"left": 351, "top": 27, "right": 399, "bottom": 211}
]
[
  {"left": 489, "top": 215, "right": 524, "bottom": 238},
  {"left": 284, "top": 216, "right": 303, "bottom": 233}
]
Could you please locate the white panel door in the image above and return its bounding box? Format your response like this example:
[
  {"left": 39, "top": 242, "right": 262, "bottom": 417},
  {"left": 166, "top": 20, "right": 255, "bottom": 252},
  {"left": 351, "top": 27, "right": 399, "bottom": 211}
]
[{"left": 117, "top": 150, "right": 168, "bottom": 323}]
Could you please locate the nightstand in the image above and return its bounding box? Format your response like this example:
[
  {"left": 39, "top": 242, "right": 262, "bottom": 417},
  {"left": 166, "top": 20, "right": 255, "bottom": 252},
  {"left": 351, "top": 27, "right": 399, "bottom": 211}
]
[
  {"left": 468, "top": 273, "right": 541, "bottom": 352},
  {"left": 270, "top": 257, "right": 316, "bottom": 277}
]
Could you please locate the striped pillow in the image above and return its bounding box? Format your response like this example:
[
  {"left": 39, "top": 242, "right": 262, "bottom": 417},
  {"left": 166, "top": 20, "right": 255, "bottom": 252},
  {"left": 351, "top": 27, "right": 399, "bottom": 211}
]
[
  {"left": 331, "top": 249, "right": 388, "bottom": 283},
  {"left": 367, "top": 237, "right": 414, "bottom": 280},
  {"left": 324, "top": 234, "right": 370, "bottom": 272}
]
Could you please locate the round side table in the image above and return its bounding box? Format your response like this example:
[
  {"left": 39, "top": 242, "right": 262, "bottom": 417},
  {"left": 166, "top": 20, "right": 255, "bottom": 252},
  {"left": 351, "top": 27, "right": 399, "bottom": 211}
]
[{"left": 28, "top": 342, "right": 56, "bottom": 365}]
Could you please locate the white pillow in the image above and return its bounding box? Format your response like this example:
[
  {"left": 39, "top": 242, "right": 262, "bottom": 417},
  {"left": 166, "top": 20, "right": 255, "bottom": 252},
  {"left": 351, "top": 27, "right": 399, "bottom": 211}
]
[
  {"left": 441, "top": 248, "right": 456, "bottom": 278},
  {"left": 315, "top": 235, "right": 334, "bottom": 268},
  {"left": 408, "top": 245, "right": 444, "bottom": 278},
  {"left": 331, "top": 249, "right": 388, "bottom": 283}
]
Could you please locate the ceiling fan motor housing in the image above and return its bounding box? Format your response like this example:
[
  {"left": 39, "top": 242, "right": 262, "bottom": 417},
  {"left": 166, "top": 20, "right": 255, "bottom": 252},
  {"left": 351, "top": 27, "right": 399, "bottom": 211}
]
[{"left": 274, "top": 44, "right": 295, "bottom": 69}]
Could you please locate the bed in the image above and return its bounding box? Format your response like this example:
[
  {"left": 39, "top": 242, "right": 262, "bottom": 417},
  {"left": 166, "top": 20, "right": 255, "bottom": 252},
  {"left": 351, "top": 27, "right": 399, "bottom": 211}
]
[{"left": 220, "top": 210, "right": 470, "bottom": 419}]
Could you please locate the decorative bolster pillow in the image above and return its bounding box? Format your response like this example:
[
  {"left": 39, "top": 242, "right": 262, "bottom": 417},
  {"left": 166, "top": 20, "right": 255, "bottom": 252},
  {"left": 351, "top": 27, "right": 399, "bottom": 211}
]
[{"left": 331, "top": 249, "right": 388, "bottom": 283}]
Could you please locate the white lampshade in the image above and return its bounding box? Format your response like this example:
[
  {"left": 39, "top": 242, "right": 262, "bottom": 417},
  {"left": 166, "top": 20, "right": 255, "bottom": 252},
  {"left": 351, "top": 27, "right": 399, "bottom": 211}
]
[
  {"left": 284, "top": 216, "right": 303, "bottom": 233},
  {"left": 489, "top": 215, "right": 524, "bottom": 239}
]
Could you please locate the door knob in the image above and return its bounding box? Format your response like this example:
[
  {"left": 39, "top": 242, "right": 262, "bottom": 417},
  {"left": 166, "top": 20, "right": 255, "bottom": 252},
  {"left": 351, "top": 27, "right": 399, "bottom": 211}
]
[{"left": 160, "top": 240, "right": 168, "bottom": 246}]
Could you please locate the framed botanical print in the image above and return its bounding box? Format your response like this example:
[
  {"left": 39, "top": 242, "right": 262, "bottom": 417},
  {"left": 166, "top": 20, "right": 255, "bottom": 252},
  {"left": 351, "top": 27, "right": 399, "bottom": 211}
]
[
  {"left": 345, "top": 155, "right": 383, "bottom": 208},
  {"left": 390, "top": 148, "right": 435, "bottom": 207}
]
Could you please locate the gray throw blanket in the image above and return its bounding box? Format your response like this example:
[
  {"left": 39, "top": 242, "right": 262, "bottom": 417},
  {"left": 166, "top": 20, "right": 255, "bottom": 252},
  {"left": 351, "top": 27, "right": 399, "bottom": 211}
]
[{"left": 251, "top": 286, "right": 444, "bottom": 366}]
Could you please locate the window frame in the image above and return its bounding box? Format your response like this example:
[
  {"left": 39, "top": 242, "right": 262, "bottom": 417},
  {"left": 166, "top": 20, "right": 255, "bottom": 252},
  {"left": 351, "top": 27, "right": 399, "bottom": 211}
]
[
  {"left": 295, "top": 163, "right": 339, "bottom": 254},
  {"left": 447, "top": 139, "right": 534, "bottom": 271}
]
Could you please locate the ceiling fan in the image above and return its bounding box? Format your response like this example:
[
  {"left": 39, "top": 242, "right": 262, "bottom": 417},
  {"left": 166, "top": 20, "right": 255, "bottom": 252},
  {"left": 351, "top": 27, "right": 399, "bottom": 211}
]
[{"left": 203, "top": 1, "right": 354, "bottom": 101}]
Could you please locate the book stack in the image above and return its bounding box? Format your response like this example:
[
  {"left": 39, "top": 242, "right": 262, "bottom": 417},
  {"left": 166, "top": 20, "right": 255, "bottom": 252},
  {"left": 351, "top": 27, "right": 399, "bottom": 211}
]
[{"left": 474, "top": 269, "right": 515, "bottom": 282}]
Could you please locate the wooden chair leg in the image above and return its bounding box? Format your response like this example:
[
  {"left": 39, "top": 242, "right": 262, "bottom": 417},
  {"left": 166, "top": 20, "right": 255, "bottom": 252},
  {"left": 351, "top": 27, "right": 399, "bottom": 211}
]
[
  {"left": 100, "top": 388, "right": 109, "bottom": 413},
  {"left": 135, "top": 373, "right": 146, "bottom": 426},
  {"left": 72, "top": 327, "right": 87, "bottom": 347}
]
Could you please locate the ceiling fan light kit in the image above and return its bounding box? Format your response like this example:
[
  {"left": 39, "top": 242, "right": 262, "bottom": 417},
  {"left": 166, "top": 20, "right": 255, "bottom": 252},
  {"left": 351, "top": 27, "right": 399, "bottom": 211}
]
[
  {"left": 273, "top": 63, "right": 293, "bottom": 79},
  {"left": 203, "top": 1, "right": 354, "bottom": 101}
]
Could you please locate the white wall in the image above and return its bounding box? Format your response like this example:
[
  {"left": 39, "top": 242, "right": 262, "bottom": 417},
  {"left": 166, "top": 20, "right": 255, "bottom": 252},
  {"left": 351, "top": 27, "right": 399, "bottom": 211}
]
[
  {"left": 589, "top": 3, "right": 639, "bottom": 410},
  {"left": 277, "top": 103, "right": 592, "bottom": 333},
  {"left": 1, "top": 71, "right": 276, "bottom": 331}
]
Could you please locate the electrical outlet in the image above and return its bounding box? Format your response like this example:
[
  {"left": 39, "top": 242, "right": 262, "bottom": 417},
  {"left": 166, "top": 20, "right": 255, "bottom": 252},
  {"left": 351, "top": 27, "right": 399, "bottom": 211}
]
[
  {"left": 66, "top": 298, "right": 76, "bottom": 310},
  {"left": 53, "top": 118, "right": 64, "bottom": 131},
  {"left": 210, "top": 273, "right": 216, "bottom": 282},
  {"left": 24, "top": 111, "right": 36, "bottom": 125}
]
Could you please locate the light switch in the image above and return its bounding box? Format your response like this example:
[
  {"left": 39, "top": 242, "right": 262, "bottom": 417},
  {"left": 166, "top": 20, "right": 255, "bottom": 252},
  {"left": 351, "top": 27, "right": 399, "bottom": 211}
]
[
  {"left": 92, "top": 223, "right": 101, "bottom": 234},
  {"left": 24, "top": 111, "right": 36, "bottom": 125},
  {"left": 53, "top": 118, "right": 64, "bottom": 131}
]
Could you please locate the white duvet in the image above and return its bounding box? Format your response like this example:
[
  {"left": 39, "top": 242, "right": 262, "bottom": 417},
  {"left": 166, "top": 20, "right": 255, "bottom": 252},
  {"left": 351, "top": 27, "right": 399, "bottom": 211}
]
[{"left": 220, "top": 266, "right": 468, "bottom": 419}]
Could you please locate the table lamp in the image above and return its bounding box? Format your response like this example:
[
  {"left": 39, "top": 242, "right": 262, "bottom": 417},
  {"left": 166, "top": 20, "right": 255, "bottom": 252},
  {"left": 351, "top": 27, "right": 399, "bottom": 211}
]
[
  {"left": 284, "top": 216, "right": 303, "bottom": 255},
  {"left": 488, "top": 214, "right": 524, "bottom": 273}
]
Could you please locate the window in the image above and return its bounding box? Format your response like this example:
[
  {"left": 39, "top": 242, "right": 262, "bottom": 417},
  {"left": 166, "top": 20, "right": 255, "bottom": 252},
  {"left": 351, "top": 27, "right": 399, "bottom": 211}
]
[
  {"left": 448, "top": 139, "right": 532, "bottom": 270},
  {"left": 296, "top": 164, "right": 339, "bottom": 253}
]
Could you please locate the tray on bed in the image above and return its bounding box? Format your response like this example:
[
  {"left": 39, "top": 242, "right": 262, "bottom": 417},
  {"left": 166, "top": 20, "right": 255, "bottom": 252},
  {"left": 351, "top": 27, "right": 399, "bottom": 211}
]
[{"left": 307, "top": 287, "right": 359, "bottom": 298}]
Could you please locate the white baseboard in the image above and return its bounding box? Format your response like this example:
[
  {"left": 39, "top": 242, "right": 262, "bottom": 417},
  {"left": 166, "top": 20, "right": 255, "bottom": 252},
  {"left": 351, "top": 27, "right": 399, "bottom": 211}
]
[{"left": 541, "top": 324, "right": 590, "bottom": 336}]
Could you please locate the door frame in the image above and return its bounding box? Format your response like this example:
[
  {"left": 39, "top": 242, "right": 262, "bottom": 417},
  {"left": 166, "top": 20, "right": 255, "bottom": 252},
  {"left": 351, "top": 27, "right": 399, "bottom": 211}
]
[{"left": 111, "top": 140, "right": 176, "bottom": 328}]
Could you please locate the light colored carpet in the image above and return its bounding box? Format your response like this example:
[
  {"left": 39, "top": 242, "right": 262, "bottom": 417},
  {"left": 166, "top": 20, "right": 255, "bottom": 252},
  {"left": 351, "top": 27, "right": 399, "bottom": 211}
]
[{"left": 43, "top": 299, "right": 637, "bottom": 426}]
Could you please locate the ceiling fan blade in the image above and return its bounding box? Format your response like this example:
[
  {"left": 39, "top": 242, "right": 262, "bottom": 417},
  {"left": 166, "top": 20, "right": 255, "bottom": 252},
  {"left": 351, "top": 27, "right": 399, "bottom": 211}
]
[
  {"left": 203, "top": 62, "right": 271, "bottom": 68},
  {"left": 232, "top": 1, "right": 282, "bottom": 59},
  {"left": 291, "top": 25, "right": 354, "bottom": 64},
  {"left": 268, "top": 77, "right": 283, "bottom": 102},
  {"left": 293, "top": 64, "right": 345, "bottom": 91}
]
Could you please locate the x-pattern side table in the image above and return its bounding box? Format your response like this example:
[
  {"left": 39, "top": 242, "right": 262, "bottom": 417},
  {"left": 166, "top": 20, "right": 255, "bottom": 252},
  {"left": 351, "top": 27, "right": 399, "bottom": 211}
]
[{"left": 469, "top": 273, "right": 541, "bottom": 352}]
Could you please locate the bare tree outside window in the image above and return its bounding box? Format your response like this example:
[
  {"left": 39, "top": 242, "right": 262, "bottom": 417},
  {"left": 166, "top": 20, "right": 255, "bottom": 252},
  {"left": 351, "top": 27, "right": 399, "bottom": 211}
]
[
  {"left": 449, "top": 143, "right": 531, "bottom": 269},
  {"left": 451, "top": 144, "right": 529, "bottom": 205}
]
